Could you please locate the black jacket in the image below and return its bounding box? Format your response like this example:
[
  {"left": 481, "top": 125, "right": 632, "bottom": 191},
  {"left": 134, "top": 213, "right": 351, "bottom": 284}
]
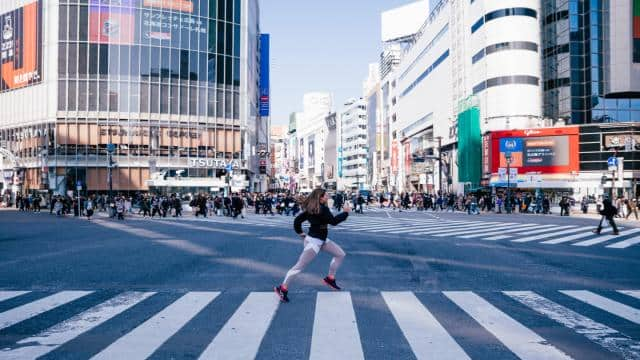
[{"left": 294, "top": 205, "right": 348, "bottom": 241}]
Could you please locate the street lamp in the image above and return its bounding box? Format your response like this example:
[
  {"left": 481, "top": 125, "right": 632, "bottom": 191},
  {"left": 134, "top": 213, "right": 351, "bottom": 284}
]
[{"left": 436, "top": 136, "right": 443, "bottom": 195}]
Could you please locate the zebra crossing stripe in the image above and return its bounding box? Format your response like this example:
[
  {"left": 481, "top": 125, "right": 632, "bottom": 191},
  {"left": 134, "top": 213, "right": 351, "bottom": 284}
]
[
  {"left": 420, "top": 222, "right": 502, "bottom": 235},
  {"left": 433, "top": 224, "right": 518, "bottom": 237},
  {"left": 0, "top": 291, "right": 93, "bottom": 331},
  {"left": 560, "top": 290, "right": 640, "bottom": 325},
  {"left": 511, "top": 227, "right": 584, "bottom": 243},
  {"left": 607, "top": 236, "right": 640, "bottom": 249},
  {"left": 310, "top": 292, "right": 364, "bottom": 360},
  {"left": 573, "top": 228, "right": 640, "bottom": 247},
  {"left": 618, "top": 290, "right": 640, "bottom": 300},
  {"left": 444, "top": 291, "right": 573, "bottom": 360},
  {"left": 514, "top": 225, "right": 578, "bottom": 236},
  {"left": 541, "top": 231, "right": 597, "bottom": 245},
  {"left": 505, "top": 291, "right": 640, "bottom": 360},
  {"left": 0, "top": 292, "right": 154, "bottom": 360},
  {"left": 459, "top": 224, "right": 541, "bottom": 239},
  {"left": 198, "top": 292, "right": 279, "bottom": 360},
  {"left": 382, "top": 292, "right": 470, "bottom": 360},
  {"left": 0, "top": 291, "right": 29, "bottom": 303},
  {"left": 91, "top": 292, "right": 219, "bottom": 360}
]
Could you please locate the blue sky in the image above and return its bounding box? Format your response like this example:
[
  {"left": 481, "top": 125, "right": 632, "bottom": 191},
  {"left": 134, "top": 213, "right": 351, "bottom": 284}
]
[{"left": 261, "top": 0, "right": 430, "bottom": 125}]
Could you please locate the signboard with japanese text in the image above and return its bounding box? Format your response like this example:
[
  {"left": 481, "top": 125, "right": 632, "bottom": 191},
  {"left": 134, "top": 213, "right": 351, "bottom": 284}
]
[
  {"left": 0, "top": 1, "right": 43, "bottom": 92},
  {"left": 489, "top": 127, "right": 579, "bottom": 175}
]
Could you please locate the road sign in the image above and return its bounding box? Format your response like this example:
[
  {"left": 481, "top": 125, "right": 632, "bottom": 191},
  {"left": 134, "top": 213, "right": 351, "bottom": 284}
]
[
  {"left": 509, "top": 168, "right": 518, "bottom": 182},
  {"left": 107, "top": 143, "right": 116, "bottom": 153},
  {"left": 498, "top": 168, "right": 507, "bottom": 181},
  {"left": 225, "top": 164, "right": 233, "bottom": 172},
  {"left": 607, "top": 156, "right": 618, "bottom": 171}
]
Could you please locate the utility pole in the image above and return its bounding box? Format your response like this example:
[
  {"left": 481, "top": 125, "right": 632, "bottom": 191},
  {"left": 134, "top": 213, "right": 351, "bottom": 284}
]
[
  {"left": 107, "top": 144, "right": 115, "bottom": 201},
  {"left": 506, "top": 151, "right": 512, "bottom": 214}
]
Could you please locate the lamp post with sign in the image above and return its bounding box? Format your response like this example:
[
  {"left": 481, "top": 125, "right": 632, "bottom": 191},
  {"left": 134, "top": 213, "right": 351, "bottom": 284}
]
[
  {"left": 107, "top": 144, "right": 116, "bottom": 200},
  {"left": 607, "top": 156, "right": 618, "bottom": 199},
  {"left": 506, "top": 151, "right": 512, "bottom": 213}
]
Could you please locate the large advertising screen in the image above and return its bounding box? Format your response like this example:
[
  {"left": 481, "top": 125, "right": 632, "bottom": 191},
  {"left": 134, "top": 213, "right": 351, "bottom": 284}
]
[
  {"left": 634, "top": 0, "right": 640, "bottom": 63},
  {"left": 489, "top": 127, "right": 579, "bottom": 174},
  {"left": 0, "top": 0, "right": 43, "bottom": 92}
]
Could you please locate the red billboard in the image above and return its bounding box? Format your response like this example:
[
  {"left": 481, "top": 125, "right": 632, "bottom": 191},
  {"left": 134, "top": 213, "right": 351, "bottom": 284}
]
[
  {"left": 0, "top": 1, "right": 43, "bottom": 92},
  {"left": 488, "top": 127, "right": 580, "bottom": 174},
  {"left": 143, "top": 0, "right": 194, "bottom": 13},
  {"left": 89, "top": 4, "right": 136, "bottom": 45}
]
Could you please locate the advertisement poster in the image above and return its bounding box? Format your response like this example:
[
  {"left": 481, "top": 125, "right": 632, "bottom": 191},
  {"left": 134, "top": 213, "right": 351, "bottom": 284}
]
[
  {"left": 89, "top": 0, "right": 136, "bottom": 45},
  {"left": 490, "top": 127, "right": 579, "bottom": 174},
  {"left": 143, "top": 0, "right": 194, "bottom": 13},
  {"left": 391, "top": 140, "right": 399, "bottom": 173},
  {"left": 299, "top": 138, "right": 304, "bottom": 170},
  {"left": 0, "top": 0, "right": 43, "bottom": 92},
  {"left": 308, "top": 135, "right": 315, "bottom": 168}
]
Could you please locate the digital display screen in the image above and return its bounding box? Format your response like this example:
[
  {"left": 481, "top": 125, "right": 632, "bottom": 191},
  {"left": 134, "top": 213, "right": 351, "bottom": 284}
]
[
  {"left": 499, "top": 136, "right": 569, "bottom": 168},
  {"left": 634, "top": 0, "right": 640, "bottom": 62},
  {"left": 0, "top": 1, "right": 43, "bottom": 92}
]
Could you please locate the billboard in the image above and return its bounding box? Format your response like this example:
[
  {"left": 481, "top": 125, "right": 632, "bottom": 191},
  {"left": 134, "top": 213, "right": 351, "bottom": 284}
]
[
  {"left": 0, "top": 1, "right": 43, "bottom": 92},
  {"left": 259, "top": 34, "right": 270, "bottom": 117},
  {"left": 489, "top": 127, "right": 579, "bottom": 174},
  {"left": 143, "top": 0, "right": 194, "bottom": 13},
  {"left": 89, "top": 1, "right": 136, "bottom": 45},
  {"left": 308, "top": 135, "right": 315, "bottom": 168},
  {"left": 635, "top": 0, "right": 640, "bottom": 63}
]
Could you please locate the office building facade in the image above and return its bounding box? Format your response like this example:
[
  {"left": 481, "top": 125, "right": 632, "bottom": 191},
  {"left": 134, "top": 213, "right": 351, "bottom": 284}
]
[{"left": 0, "top": 0, "right": 265, "bottom": 197}]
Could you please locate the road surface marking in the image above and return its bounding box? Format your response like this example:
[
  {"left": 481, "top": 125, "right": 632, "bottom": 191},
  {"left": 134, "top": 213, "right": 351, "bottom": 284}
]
[
  {"left": 459, "top": 224, "right": 541, "bottom": 239},
  {"left": 514, "top": 225, "right": 578, "bottom": 236},
  {"left": 0, "top": 291, "right": 29, "bottom": 303},
  {"left": 0, "top": 291, "right": 93, "bottom": 331},
  {"left": 573, "top": 228, "right": 640, "bottom": 247},
  {"left": 561, "top": 290, "right": 640, "bottom": 325},
  {"left": 444, "top": 291, "right": 573, "bottom": 360},
  {"left": 310, "top": 292, "right": 364, "bottom": 360},
  {"left": 505, "top": 291, "right": 640, "bottom": 359},
  {"left": 382, "top": 292, "right": 470, "bottom": 360},
  {"left": 512, "top": 227, "right": 584, "bottom": 243},
  {"left": 0, "top": 292, "right": 154, "bottom": 359},
  {"left": 541, "top": 231, "right": 597, "bottom": 244},
  {"left": 415, "top": 221, "right": 498, "bottom": 234},
  {"left": 618, "top": 290, "right": 640, "bottom": 300},
  {"left": 92, "top": 292, "right": 219, "bottom": 360},
  {"left": 433, "top": 224, "right": 518, "bottom": 237},
  {"left": 198, "top": 292, "right": 279, "bottom": 360}
]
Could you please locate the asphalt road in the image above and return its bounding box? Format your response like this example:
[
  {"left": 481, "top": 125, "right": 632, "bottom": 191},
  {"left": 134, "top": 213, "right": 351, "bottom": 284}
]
[{"left": 0, "top": 208, "right": 639, "bottom": 359}]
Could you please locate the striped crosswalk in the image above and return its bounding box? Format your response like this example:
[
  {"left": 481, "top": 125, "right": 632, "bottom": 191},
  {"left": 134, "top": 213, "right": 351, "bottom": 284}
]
[
  {"left": 158, "top": 213, "right": 640, "bottom": 250},
  {"left": 0, "top": 289, "right": 639, "bottom": 359}
]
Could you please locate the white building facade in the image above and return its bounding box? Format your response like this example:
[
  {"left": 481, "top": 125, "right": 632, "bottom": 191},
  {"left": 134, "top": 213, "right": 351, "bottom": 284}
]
[
  {"left": 338, "top": 98, "right": 368, "bottom": 190},
  {"left": 296, "top": 92, "right": 332, "bottom": 191}
]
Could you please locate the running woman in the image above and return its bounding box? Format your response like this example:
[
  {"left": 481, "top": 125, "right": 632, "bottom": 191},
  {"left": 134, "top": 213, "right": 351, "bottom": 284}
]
[{"left": 274, "top": 189, "right": 351, "bottom": 303}]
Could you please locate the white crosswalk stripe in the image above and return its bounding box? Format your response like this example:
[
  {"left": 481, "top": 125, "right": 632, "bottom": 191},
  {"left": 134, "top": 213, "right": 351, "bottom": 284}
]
[
  {"left": 0, "top": 292, "right": 154, "bottom": 359},
  {"left": 382, "top": 292, "right": 470, "bottom": 360},
  {"left": 433, "top": 223, "right": 518, "bottom": 237},
  {"left": 310, "top": 292, "right": 364, "bottom": 360},
  {"left": 573, "top": 228, "right": 640, "bottom": 247},
  {"left": 511, "top": 227, "right": 585, "bottom": 243},
  {"left": 92, "top": 292, "right": 219, "bottom": 360},
  {"left": 560, "top": 290, "right": 640, "bottom": 325},
  {"left": 0, "top": 291, "right": 29, "bottom": 303},
  {"left": 444, "top": 291, "right": 573, "bottom": 360},
  {"left": 458, "top": 224, "right": 542, "bottom": 239},
  {"left": 0, "top": 290, "right": 638, "bottom": 359},
  {"left": 198, "top": 292, "right": 279, "bottom": 360},
  {"left": 608, "top": 235, "right": 640, "bottom": 249},
  {"left": 505, "top": 291, "right": 640, "bottom": 359},
  {"left": 0, "top": 291, "right": 92, "bottom": 331}
]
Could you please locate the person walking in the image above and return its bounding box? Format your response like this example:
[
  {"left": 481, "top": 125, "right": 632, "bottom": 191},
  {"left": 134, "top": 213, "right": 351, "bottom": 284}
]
[
  {"left": 626, "top": 197, "right": 638, "bottom": 220},
  {"left": 274, "top": 189, "right": 351, "bottom": 303},
  {"left": 593, "top": 197, "right": 619, "bottom": 235},
  {"left": 85, "top": 196, "right": 94, "bottom": 220}
]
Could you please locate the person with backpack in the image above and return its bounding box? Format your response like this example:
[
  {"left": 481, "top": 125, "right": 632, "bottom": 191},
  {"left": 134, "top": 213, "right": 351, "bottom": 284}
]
[
  {"left": 85, "top": 196, "right": 95, "bottom": 220},
  {"left": 274, "top": 189, "right": 351, "bottom": 303},
  {"left": 593, "top": 197, "right": 619, "bottom": 235}
]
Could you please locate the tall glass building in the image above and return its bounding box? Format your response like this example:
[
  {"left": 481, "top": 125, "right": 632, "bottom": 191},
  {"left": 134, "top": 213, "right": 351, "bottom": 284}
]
[
  {"left": 542, "top": 0, "right": 640, "bottom": 124},
  {"left": 0, "top": 0, "right": 266, "bottom": 197}
]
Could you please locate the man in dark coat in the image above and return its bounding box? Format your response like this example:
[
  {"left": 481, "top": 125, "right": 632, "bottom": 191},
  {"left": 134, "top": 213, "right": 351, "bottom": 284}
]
[{"left": 594, "top": 197, "right": 619, "bottom": 235}]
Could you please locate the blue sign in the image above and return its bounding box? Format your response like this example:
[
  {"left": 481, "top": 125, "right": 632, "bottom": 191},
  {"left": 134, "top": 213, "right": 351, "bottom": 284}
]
[
  {"left": 107, "top": 143, "right": 116, "bottom": 153},
  {"left": 607, "top": 157, "right": 618, "bottom": 167},
  {"left": 76, "top": 180, "right": 82, "bottom": 187},
  {"left": 226, "top": 164, "right": 233, "bottom": 172},
  {"left": 259, "top": 34, "right": 270, "bottom": 117}
]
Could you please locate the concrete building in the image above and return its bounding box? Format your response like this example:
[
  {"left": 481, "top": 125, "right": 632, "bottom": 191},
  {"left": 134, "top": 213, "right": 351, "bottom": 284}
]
[
  {"left": 269, "top": 125, "right": 288, "bottom": 191},
  {"left": 296, "top": 92, "right": 332, "bottom": 191},
  {"left": 338, "top": 98, "right": 368, "bottom": 190},
  {"left": 0, "top": 0, "right": 265, "bottom": 200}
]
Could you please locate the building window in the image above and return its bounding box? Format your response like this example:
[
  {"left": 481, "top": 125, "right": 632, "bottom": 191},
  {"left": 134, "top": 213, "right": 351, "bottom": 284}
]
[
  {"left": 471, "top": 8, "right": 537, "bottom": 34},
  {"left": 472, "top": 41, "right": 538, "bottom": 64},
  {"left": 472, "top": 75, "right": 539, "bottom": 94}
]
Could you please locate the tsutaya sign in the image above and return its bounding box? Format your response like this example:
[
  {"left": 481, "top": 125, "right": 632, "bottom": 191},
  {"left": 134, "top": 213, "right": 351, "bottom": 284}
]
[{"left": 189, "top": 159, "right": 241, "bottom": 169}]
